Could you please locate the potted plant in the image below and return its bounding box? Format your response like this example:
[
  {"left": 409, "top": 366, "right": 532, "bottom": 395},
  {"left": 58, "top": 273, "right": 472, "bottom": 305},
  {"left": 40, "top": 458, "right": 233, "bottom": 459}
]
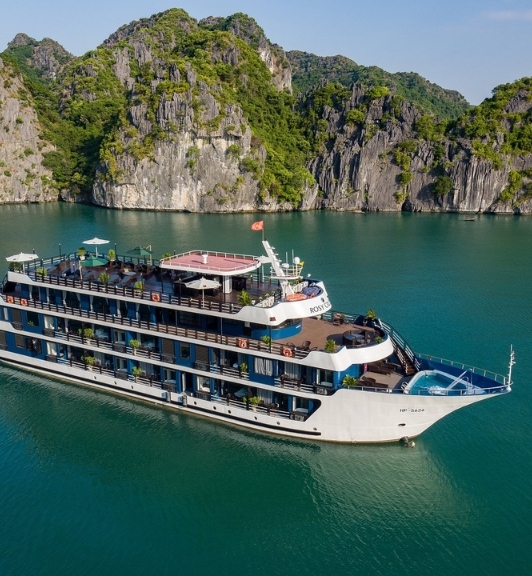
[
  {"left": 260, "top": 335, "right": 272, "bottom": 349},
  {"left": 239, "top": 362, "right": 248, "bottom": 375},
  {"left": 77, "top": 247, "right": 86, "bottom": 260},
  {"left": 365, "top": 309, "right": 377, "bottom": 325},
  {"left": 82, "top": 355, "right": 96, "bottom": 371},
  {"left": 129, "top": 339, "right": 140, "bottom": 355},
  {"left": 249, "top": 396, "right": 261, "bottom": 411},
  {"left": 107, "top": 248, "right": 116, "bottom": 262},
  {"left": 237, "top": 290, "right": 252, "bottom": 306},
  {"left": 374, "top": 336, "right": 384, "bottom": 343},
  {"left": 79, "top": 327, "right": 94, "bottom": 343},
  {"left": 325, "top": 339, "right": 336, "bottom": 353},
  {"left": 99, "top": 272, "right": 110, "bottom": 286},
  {"left": 133, "top": 280, "right": 144, "bottom": 296},
  {"left": 132, "top": 366, "right": 142, "bottom": 382},
  {"left": 36, "top": 267, "right": 47, "bottom": 280},
  {"left": 342, "top": 375, "right": 359, "bottom": 389}
]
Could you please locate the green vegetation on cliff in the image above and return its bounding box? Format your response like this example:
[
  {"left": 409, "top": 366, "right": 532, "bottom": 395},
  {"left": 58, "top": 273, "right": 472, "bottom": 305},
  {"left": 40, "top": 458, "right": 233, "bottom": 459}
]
[{"left": 288, "top": 51, "right": 470, "bottom": 120}]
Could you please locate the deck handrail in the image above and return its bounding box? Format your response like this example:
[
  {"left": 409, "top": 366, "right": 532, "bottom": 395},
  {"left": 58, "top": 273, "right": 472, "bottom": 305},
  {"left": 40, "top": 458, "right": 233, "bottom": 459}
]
[
  {"left": 417, "top": 353, "right": 507, "bottom": 384},
  {"left": 0, "top": 294, "right": 318, "bottom": 362}
]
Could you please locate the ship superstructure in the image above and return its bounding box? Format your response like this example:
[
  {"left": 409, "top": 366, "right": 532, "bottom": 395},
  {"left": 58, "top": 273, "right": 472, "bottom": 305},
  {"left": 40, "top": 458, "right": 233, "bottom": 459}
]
[{"left": 0, "top": 238, "right": 511, "bottom": 442}]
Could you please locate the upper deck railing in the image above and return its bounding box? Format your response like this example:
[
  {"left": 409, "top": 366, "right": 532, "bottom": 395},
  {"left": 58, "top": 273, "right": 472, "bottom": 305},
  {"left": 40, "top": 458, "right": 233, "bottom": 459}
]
[{"left": 160, "top": 250, "right": 261, "bottom": 273}]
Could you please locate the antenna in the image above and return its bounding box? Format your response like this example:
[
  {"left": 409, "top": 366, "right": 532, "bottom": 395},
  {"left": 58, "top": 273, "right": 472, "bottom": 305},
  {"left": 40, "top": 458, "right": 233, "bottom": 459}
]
[{"left": 507, "top": 345, "right": 515, "bottom": 388}]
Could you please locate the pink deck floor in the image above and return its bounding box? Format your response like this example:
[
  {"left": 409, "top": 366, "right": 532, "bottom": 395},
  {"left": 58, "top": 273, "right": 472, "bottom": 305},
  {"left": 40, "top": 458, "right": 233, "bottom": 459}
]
[{"left": 162, "top": 252, "right": 260, "bottom": 274}]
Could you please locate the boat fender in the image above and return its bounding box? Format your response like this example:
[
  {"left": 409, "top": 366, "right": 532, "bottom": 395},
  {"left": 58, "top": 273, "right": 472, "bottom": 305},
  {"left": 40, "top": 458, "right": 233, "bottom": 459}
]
[
  {"left": 282, "top": 346, "right": 293, "bottom": 358},
  {"left": 151, "top": 293, "right": 161, "bottom": 302},
  {"left": 400, "top": 436, "right": 409, "bottom": 445},
  {"left": 20, "top": 298, "right": 28, "bottom": 306},
  {"left": 238, "top": 338, "right": 248, "bottom": 349},
  {"left": 6, "top": 296, "right": 14, "bottom": 303}
]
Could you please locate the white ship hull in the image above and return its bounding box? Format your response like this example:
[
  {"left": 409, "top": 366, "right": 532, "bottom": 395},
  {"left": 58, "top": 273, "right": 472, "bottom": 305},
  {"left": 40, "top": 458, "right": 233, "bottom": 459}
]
[{"left": 0, "top": 350, "right": 496, "bottom": 443}]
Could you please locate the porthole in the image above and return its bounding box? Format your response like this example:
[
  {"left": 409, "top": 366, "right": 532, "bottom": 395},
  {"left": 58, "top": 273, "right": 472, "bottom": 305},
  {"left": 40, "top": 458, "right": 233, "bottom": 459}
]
[
  {"left": 254, "top": 416, "right": 257, "bottom": 420},
  {"left": 313, "top": 427, "right": 317, "bottom": 431},
  {"left": 398, "top": 423, "right": 406, "bottom": 427},
  {"left": 194, "top": 401, "right": 197, "bottom": 405},
  {"left": 277, "top": 421, "right": 280, "bottom": 425},
  {"left": 228, "top": 410, "right": 232, "bottom": 414},
  {"left": 213, "top": 406, "right": 217, "bottom": 410}
]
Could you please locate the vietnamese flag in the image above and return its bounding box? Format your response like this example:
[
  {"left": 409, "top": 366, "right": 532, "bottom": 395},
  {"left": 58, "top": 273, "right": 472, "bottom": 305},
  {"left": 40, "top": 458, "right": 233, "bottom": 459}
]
[{"left": 251, "top": 221, "right": 264, "bottom": 231}]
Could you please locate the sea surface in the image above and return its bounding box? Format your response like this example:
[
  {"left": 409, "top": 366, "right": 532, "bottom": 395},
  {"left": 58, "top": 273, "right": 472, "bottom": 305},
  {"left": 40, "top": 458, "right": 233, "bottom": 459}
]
[{"left": 0, "top": 204, "right": 531, "bottom": 575}]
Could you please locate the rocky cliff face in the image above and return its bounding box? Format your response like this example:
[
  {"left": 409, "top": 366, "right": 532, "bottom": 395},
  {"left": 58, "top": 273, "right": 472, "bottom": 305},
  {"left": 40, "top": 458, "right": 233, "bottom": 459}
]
[
  {"left": 199, "top": 14, "right": 292, "bottom": 93},
  {"left": 2, "top": 9, "right": 531, "bottom": 214},
  {"left": 305, "top": 85, "right": 532, "bottom": 214},
  {"left": 6, "top": 33, "right": 73, "bottom": 79},
  {"left": 0, "top": 57, "right": 56, "bottom": 204},
  {"left": 92, "top": 13, "right": 296, "bottom": 212}
]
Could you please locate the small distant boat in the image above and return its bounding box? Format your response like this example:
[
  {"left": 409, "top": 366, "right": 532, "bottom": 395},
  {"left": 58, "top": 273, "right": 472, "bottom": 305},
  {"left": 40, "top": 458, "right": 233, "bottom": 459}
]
[{"left": 464, "top": 217, "right": 476, "bottom": 221}]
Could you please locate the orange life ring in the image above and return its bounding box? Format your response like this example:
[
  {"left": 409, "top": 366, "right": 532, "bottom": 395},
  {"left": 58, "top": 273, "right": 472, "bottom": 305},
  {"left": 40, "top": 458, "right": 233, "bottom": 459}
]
[
  {"left": 282, "top": 346, "right": 293, "bottom": 358},
  {"left": 238, "top": 338, "right": 248, "bottom": 349},
  {"left": 20, "top": 298, "right": 28, "bottom": 306},
  {"left": 151, "top": 292, "right": 161, "bottom": 302},
  {"left": 6, "top": 296, "right": 14, "bottom": 304}
]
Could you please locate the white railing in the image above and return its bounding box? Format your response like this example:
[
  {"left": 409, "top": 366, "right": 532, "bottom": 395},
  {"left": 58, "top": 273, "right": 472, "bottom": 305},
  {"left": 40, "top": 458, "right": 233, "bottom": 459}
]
[{"left": 417, "top": 353, "right": 507, "bottom": 384}]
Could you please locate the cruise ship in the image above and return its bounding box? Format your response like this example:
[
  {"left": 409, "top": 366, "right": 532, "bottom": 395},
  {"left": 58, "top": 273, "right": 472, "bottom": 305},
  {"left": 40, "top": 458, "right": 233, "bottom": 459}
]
[{"left": 0, "top": 233, "right": 512, "bottom": 443}]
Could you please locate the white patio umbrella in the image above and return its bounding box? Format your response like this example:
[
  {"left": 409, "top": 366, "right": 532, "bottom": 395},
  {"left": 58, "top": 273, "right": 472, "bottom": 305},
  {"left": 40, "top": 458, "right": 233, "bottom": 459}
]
[
  {"left": 6, "top": 252, "right": 39, "bottom": 272},
  {"left": 185, "top": 277, "right": 221, "bottom": 304},
  {"left": 82, "top": 237, "right": 110, "bottom": 257}
]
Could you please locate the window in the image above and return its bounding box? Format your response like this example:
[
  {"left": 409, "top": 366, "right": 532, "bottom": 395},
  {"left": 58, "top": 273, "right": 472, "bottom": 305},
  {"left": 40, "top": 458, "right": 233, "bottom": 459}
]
[
  {"left": 254, "top": 357, "right": 273, "bottom": 376},
  {"left": 180, "top": 343, "right": 190, "bottom": 359},
  {"left": 26, "top": 310, "right": 40, "bottom": 327},
  {"left": 15, "top": 334, "right": 24, "bottom": 348},
  {"left": 65, "top": 291, "right": 80, "bottom": 309},
  {"left": 178, "top": 311, "right": 201, "bottom": 327},
  {"left": 48, "top": 288, "right": 57, "bottom": 303}
]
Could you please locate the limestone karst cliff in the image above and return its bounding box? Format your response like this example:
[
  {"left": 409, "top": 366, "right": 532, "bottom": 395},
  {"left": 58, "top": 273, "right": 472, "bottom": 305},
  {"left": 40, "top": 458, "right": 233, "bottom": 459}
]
[
  {"left": 302, "top": 82, "right": 532, "bottom": 214},
  {"left": 1, "top": 8, "right": 532, "bottom": 213},
  {"left": 0, "top": 57, "right": 56, "bottom": 203}
]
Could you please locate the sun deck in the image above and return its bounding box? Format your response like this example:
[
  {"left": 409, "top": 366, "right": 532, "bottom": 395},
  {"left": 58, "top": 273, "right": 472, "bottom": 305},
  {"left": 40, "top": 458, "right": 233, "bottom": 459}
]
[{"left": 160, "top": 251, "right": 261, "bottom": 276}]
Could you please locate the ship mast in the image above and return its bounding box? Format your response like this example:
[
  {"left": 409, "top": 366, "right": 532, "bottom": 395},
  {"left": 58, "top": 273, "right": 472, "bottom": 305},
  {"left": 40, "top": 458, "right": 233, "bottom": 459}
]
[
  {"left": 507, "top": 346, "right": 515, "bottom": 388},
  {"left": 262, "top": 240, "right": 302, "bottom": 297}
]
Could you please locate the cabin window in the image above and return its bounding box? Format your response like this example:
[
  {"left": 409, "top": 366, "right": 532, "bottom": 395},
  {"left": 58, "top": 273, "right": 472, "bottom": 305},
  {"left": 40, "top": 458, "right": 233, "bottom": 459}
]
[
  {"left": 0, "top": 306, "right": 5, "bottom": 321},
  {"left": 318, "top": 369, "right": 334, "bottom": 386},
  {"left": 119, "top": 300, "right": 128, "bottom": 318},
  {"left": 26, "top": 310, "right": 40, "bottom": 327},
  {"left": 138, "top": 304, "right": 151, "bottom": 323},
  {"left": 254, "top": 357, "right": 273, "bottom": 376},
  {"left": 161, "top": 338, "right": 175, "bottom": 361},
  {"left": 11, "top": 308, "right": 22, "bottom": 326},
  {"left": 92, "top": 296, "right": 110, "bottom": 314},
  {"left": 0, "top": 330, "right": 6, "bottom": 348},
  {"left": 180, "top": 343, "right": 191, "bottom": 359},
  {"left": 178, "top": 311, "right": 201, "bottom": 327},
  {"left": 25, "top": 337, "right": 42, "bottom": 354},
  {"left": 48, "top": 288, "right": 57, "bottom": 303},
  {"left": 65, "top": 291, "right": 80, "bottom": 309},
  {"left": 197, "top": 375, "right": 210, "bottom": 392},
  {"left": 114, "top": 329, "right": 125, "bottom": 344},
  {"left": 15, "top": 334, "right": 25, "bottom": 348}
]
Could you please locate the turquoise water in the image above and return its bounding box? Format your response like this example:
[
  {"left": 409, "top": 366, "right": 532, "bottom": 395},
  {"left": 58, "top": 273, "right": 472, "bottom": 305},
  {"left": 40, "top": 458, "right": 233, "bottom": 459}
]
[{"left": 0, "top": 205, "right": 531, "bottom": 575}]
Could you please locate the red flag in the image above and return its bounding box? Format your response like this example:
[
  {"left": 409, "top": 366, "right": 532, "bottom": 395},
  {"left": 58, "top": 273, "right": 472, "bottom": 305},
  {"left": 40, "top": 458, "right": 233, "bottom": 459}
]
[{"left": 251, "top": 221, "right": 264, "bottom": 231}]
